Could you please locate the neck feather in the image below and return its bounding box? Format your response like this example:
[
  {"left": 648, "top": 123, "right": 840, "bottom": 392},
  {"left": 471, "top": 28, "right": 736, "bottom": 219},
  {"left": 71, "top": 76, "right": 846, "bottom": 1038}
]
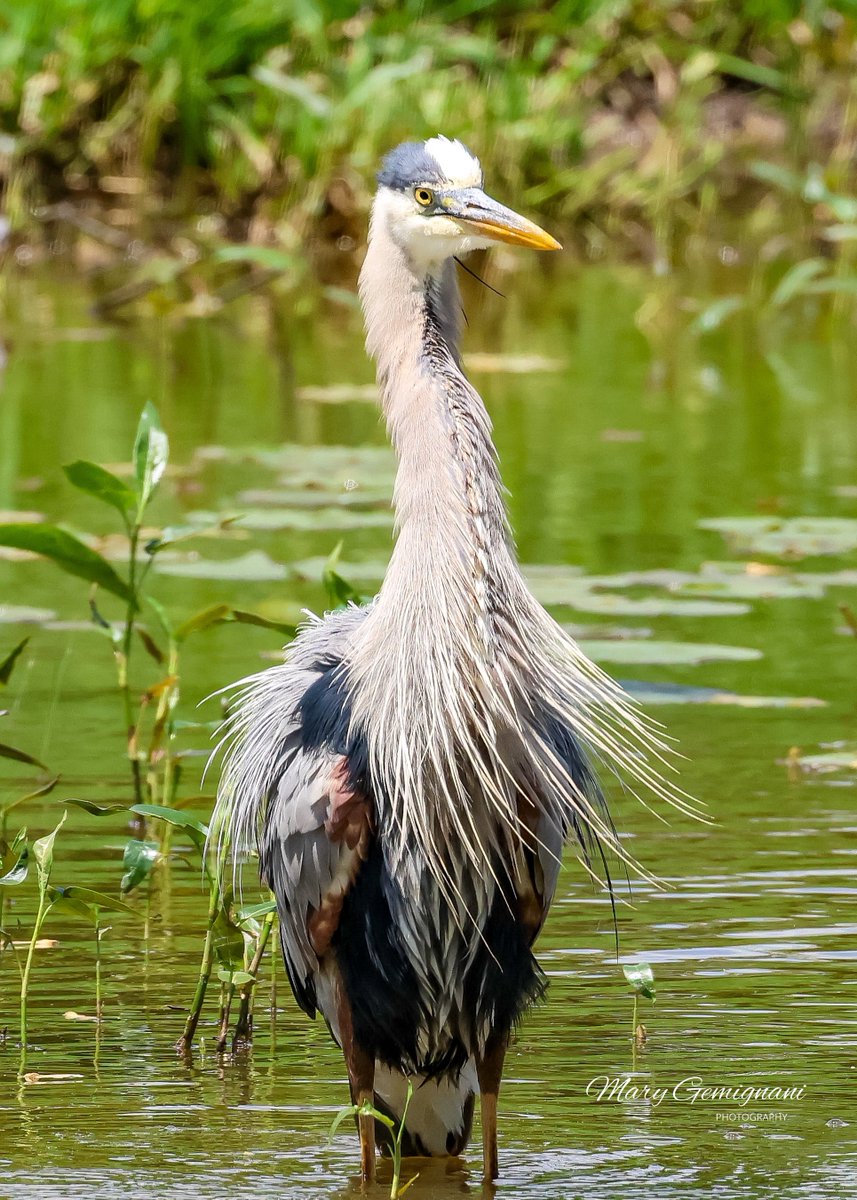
[{"left": 358, "top": 216, "right": 514, "bottom": 616}]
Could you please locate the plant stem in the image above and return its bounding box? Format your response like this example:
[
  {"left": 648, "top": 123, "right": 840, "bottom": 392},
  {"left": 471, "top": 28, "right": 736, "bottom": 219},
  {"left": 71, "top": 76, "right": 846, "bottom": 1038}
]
[
  {"left": 19, "top": 892, "right": 50, "bottom": 1068},
  {"left": 95, "top": 918, "right": 103, "bottom": 1021},
  {"left": 176, "top": 876, "right": 219, "bottom": 1053},
  {"left": 121, "top": 525, "right": 144, "bottom": 807},
  {"left": 233, "top": 907, "right": 275, "bottom": 1050},
  {"left": 215, "top": 982, "right": 235, "bottom": 1053}
]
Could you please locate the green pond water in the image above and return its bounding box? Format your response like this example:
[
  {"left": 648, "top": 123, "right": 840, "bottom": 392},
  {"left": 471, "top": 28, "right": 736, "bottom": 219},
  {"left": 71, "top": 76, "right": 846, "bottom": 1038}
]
[{"left": 1, "top": 260, "right": 856, "bottom": 1198}]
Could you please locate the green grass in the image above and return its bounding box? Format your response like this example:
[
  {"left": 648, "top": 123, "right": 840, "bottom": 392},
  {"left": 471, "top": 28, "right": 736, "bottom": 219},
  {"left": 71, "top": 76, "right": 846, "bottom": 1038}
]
[{"left": 2, "top": 2, "right": 857, "bottom": 261}]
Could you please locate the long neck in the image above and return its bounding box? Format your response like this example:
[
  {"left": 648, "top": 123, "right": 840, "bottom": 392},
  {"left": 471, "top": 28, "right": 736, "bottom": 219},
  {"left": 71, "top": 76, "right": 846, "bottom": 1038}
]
[{"left": 358, "top": 216, "right": 513, "bottom": 617}]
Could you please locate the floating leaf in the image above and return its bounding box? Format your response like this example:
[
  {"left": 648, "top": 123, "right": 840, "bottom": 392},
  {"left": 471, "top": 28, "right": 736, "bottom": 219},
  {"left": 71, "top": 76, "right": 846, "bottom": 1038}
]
[
  {"left": 0, "top": 638, "right": 28, "bottom": 685},
  {"left": 291, "top": 556, "right": 387, "bottom": 584},
  {"left": 0, "top": 605, "right": 56, "bottom": 624},
  {"left": 787, "top": 748, "right": 857, "bottom": 773},
  {"left": 623, "top": 962, "right": 656, "bottom": 1000},
  {"left": 465, "top": 353, "right": 565, "bottom": 373},
  {"left": 133, "top": 403, "right": 169, "bottom": 514},
  {"left": 63, "top": 461, "right": 136, "bottom": 523},
  {"left": 154, "top": 550, "right": 288, "bottom": 582},
  {"left": 236, "top": 487, "right": 391, "bottom": 509},
  {"left": 0, "top": 525, "right": 134, "bottom": 604},
  {"left": 201, "top": 506, "right": 392, "bottom": 533},
  {"left": 699, "top": 516, "right": 857, "bottom": 558},
  {"left": 624, "top": 680, "right": 826, "bottom": 708},
  {"left": 295, "top": 384, "right": 379, "bottom": 403},
  {"left": 120, "top": 839, "right": 159, "bottom": 893},
  {"left": 578, "top": 640, "right": 762, "bottom": 666}
]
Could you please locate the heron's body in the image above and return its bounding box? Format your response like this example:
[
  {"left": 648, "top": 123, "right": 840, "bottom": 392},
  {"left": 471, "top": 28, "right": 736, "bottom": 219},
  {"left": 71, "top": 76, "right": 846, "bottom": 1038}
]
[{"left": 218, "top": 137, "right": 693, "bottom": 1179}]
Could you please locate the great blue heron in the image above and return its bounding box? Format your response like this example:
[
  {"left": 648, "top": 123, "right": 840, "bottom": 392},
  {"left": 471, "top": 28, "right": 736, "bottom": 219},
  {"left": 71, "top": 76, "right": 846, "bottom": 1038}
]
[{"left": 217, "top": 136, "right": 695, "bottom": 1183}]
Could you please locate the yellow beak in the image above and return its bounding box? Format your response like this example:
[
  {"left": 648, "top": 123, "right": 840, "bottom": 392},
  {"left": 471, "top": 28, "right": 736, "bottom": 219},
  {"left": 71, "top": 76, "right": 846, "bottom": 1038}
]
[{"left": 445, "top": 188, "right": 562, "bottom": 251}]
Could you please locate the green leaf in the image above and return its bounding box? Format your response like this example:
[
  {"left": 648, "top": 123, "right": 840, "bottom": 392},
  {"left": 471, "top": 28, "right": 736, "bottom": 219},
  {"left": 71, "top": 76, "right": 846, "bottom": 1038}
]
[
  {"left": 129, "top": 804, "right": 209, "bottom": 851},
  {"left": 173, "top": 603, "right": 296, "bottom": 643},
  {"left": 216, "top": 967, "right": 254, "bottom": 987},
  {"left": 0, "top": 638, "right": 29, "bottom": 686},
  {"left": 770, "top": 259, "right": 828, "bottom": 308},
  {"left": 212, "top": 906, "right": 246, "bottom": 968},
  {"left": 623, "top": 962, "right": 656, "bottom": 1001},
  {"left": 2, "top": 774, "right": 60, "bottom": 818},
  {"left": 136, "top": 625, "right": 164, "bottom": 664},
  {"left": 329, "top": 1105, "right": 359, "bottom": 1139},
  {"left": 0, "top": 525, "right": 134, "bottom": 605},
  {"left": 214, "top": 245, "right": 295, "bottom": 270},
  {"left": 146, "top": 596, "right": 175, "bottom": 639},
  {"left": 33, "top": 812, "right": 67, "bottom": 891},
  {"left": 120, "top": 839, "right": 159, "bottom": 893},
  {"left": 49, "top": 884, "right": 140, "bottom": 921},
  {"left": 174, "top": 603, "right": 232, "bottom": 643},
  {"left": 236, "top": 899, "right": 277, "bottom": 925},
  {"left": 230, "top": 610, "right": 297, "bottom": 638},
  {"left": 63, "top": 461, "right": 136, "bottom": 523},
  {"left": 62, "top": 797, "right": 130, "bottom": 816},
  {"left": 0, "top": 742, "right": 47, "bottom": 770},
  {"left": 689, "top": 296, "right": 745, "bottom": 335},
  {"left": 0, "top": 832, "right": 28, "bottom": 886},
  {"left": 133, "top": 403, "right": 169, "bottom": 515},
  {"left": 323, "top": 541, "right": 364, "bottom": 608}
]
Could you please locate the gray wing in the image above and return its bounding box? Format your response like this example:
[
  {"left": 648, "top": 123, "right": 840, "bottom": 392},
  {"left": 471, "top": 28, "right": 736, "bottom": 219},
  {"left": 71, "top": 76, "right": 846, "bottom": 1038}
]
[
  {"left": 260, "top": 739, "right": 371, "bottom": 1018},
  {"left": 215, "top": 604, "right": 373, "bottom": 1019}
]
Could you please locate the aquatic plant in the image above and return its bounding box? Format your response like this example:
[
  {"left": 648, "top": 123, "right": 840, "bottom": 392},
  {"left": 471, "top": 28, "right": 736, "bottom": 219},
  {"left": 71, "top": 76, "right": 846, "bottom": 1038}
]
[
  {"left": 622, "top": 960, "right": 656, "bottom": 1053},
  {"left": 4, "top": 1, "right": 857, "bottom": 274},
  {"left": 0, "top": 405, "right": 294, "bottom": 1054},
  {"left": 331, "top": 1079, "right": 418, "bottom": 1199}
]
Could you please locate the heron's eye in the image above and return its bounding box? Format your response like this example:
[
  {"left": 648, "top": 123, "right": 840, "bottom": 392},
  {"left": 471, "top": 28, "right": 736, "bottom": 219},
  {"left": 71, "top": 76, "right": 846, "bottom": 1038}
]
[{"left": 414, "top": 187, "right": 434, "bottom": 207}]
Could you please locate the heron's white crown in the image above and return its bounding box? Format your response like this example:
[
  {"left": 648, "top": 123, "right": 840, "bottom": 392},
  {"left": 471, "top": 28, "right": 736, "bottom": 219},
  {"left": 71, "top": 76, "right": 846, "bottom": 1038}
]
[
  {"left": 372, "top": 136, "right": 492, "bottom": 270},
  {"left": 423, "top": 136, "right": 482, "bottom": 188}
]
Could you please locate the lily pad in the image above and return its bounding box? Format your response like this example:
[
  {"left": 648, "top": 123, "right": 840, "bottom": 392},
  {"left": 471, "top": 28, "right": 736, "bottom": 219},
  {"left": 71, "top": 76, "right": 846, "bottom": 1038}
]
[
  {"left": 465, "top": 353, "right": 565, "bottom": 373},
  {"left": 194, "top": 443, "right": 395, "bottom": 481},
  {"left": 522, "top": 568, "right": 749, "bottom": 616},
  {"left": 290, "top": 557, "right": 388, "bottom": 584},
  {"left": 154, "top": 550, "right": 288, "bottom": 582},
  {"left": 700, "top": 516, "right": 857, "bottom": 558},
  {"left": 786, "top": 748, "right": 857, "bottom": 773},
  {"left": 188, "top": 507, "right": 392, "bottom": 533},
  {"left": 295, "top": 384, "right": 378, "bottom": 403},
  {"left": 0, "top": 605, "right": 56, "bottom": 625},
  {"left": 236, "top": 487, "right": 391, "bottom": 510},
  {"left": 578, "top": 640, "right": 762, "bottom": 666},
  {"left": 623, "top": 681, "right": 826, "bottom": 708}
]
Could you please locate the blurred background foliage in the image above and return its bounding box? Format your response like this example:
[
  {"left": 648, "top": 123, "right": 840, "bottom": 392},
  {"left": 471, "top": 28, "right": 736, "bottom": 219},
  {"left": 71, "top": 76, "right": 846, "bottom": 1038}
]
[{"left": 2, "top": 1, "right": 857, "bottom": 267}]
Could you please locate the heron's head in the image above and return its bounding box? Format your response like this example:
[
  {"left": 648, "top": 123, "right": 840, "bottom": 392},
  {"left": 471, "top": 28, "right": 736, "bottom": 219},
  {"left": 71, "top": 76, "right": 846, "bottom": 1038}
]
[{"left": 373, "top": 136, "right": 560, "bottom": 270}]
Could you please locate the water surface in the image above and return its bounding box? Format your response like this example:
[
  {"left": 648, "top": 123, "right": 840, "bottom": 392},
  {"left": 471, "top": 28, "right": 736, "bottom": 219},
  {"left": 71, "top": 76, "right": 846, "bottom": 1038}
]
[{"left": 1, "top": 261, "right": 856, "bottom": 1198}]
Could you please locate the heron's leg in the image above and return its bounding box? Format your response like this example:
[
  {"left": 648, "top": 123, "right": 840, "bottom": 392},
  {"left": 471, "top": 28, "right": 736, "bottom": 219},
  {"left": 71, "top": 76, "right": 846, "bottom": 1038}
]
[
  {"left": 337, "top": 981, "right": 376, "bottom": 1183},
  {"left": 476, "top": 1033, "right": 508, "bottom": 1182}
]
